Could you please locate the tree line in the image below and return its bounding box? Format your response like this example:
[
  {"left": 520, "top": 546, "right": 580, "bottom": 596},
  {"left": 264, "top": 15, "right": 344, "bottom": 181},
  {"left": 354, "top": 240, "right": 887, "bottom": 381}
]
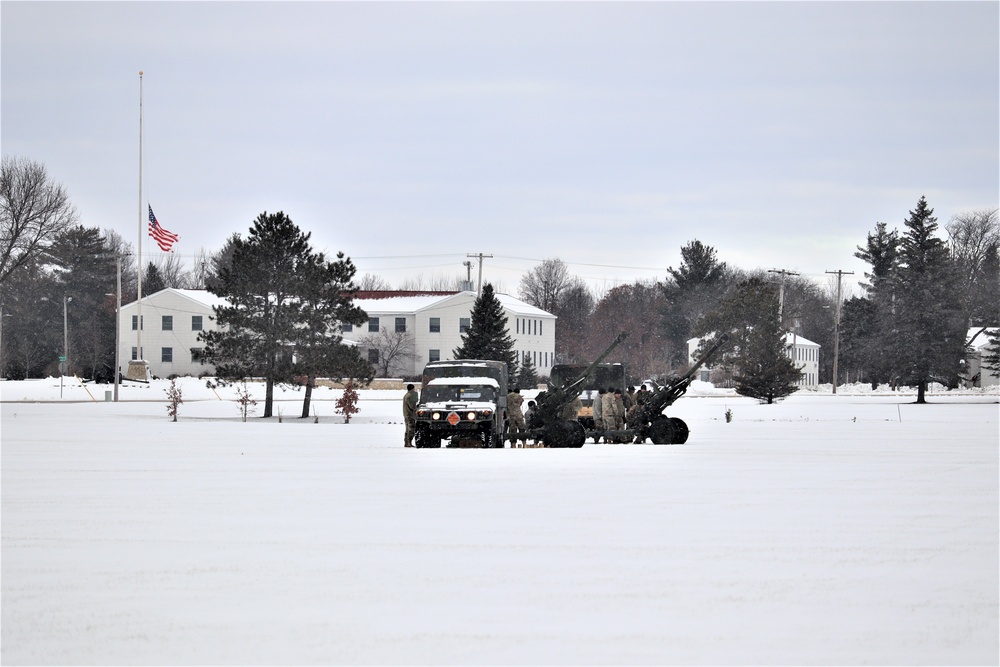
[{"left": 3, "top": 155, "right": 998, "bottom": 405}]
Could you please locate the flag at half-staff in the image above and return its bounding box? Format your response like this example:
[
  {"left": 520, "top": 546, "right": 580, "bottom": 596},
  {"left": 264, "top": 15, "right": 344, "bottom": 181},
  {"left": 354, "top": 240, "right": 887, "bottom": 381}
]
[{"left": 147, "top": 205, "right": 179, "bottom": 252}]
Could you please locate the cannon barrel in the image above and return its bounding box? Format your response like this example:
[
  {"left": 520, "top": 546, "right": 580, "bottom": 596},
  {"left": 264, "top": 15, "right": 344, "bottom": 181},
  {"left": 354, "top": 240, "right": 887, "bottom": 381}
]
[
  {"left": 637, "top": 333, "right": 730, "bottom": 420},
  {"left": 529, "top": 331, "right": 629, "bottom": 428}
]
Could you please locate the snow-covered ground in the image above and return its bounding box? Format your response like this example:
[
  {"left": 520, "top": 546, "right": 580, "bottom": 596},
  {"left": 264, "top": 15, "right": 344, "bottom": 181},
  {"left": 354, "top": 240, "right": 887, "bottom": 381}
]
[{"left": 2, "top": 377, "right": 998, "bottom": 665}]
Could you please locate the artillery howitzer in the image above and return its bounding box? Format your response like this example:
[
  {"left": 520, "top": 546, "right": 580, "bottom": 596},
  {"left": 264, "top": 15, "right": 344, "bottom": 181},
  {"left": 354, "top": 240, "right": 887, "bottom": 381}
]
[
  {"left": 628, "top": 333, "right": 730, "bottom": 444},
  {"left": 524, "top": 331, "right": 629, "bottom": 448}
]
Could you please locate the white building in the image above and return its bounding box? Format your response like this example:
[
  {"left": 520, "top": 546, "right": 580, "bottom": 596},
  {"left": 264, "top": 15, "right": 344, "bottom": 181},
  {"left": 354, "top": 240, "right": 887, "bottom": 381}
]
[
  {"left": 342, "top": 290, "right": 556, "bottom": 378},
  {"left": 118, "top": 289, "right": 226, "bottom": 378},
  {"left": 687, "top": 332, "right": 821, "bottom": 387},
  {"left": 966, "top": 327, "right": 999, "bottom": 388}
]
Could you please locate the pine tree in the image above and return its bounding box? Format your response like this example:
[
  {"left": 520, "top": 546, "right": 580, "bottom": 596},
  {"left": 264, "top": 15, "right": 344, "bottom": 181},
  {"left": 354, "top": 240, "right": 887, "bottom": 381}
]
[
  {"left": 662, "top": 240, "right": 729, "bottom": 367},
  {"left": 291, "top": 249, "right": 371, "bottom": 417},
  {"left": 517, "top": 352, "right": 538, "bottom": 389},
  {"left": 200, "top": 211, "right": 363, "bottom": 418},
  {"left": 696, "top": 275, "right": 800, "bottom": 402},
  {"left": 849, "top": 221, "right": 901, "bottom": 387},
  {"left": 453, "top": 283, "right": 518, "bottom": 378},
  {"left": 892, "top": 197, "right": 966, "bottom": 403},
  {"left": 143, "top": 262, "right": 166, "bottom": 295},
  {"left": 48, "top": 225, "right": 118, "bottom": 379}
]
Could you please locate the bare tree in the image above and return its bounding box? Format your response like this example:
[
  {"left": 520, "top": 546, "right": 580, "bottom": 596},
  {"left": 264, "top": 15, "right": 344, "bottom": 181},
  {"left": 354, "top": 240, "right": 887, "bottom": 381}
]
[
  {"left": 359, "top": 327, "right": 420, "bottom": 377},
  {"left": 947, "top": 208, "right": 999, "bottom": 280},
  {"left": 153, "top": 252, "right": 192, "bottom": 288},
  {"left": 518, "top": 258, "right": 572, "bottom": 313},
  {"left": 0, "top": 156, "right": 78, "bottom": 286},
  {"left": 357, "top": 273, "right": 392, "bottom": 291}
]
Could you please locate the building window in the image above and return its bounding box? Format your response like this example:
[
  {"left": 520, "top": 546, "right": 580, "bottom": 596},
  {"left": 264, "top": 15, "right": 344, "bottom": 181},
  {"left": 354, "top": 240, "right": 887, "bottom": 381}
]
[
  {"left": 191, "top": 315, "right": 203, "bottom": 331},
  {"left": 190, "top": 347, "right": 203, "bottom": 362},
  {"left": 131, "top": 315, "right": 143, "bottom": 330},
  {"left": 161, "top": 347, "right": 173, "bottom": 363},
  {"left": 368, "top": 317, "right": 380, "bottom": 332},
  {"left": 342, "top": 322, "right": 353, "bottom": 333},
  {"left": 429, "top": 349, "right": 440, "bottom": 362},
  {"left": 459, "top": 317, "right": 470, "bottom": 333},
  {"left": 162, "top": 315, "right": 173, "bottom": 331},
  {"left": 131, "top": 347, "right": 138, "bottom": 360},
  {"left": 516, "top": 318, "right": 519, "bottom": 334},
  {"left": 540, "top": 320, "right": 543, "bottom": 335},
  {"left": 429, "top": 317, "right": 440, "bottom": 333},
  {"left": 395, "top": 317, "right": 406, "bottom": 333},
  {"left": 368, "top": 348, "right": 379, "bottom": 364}
]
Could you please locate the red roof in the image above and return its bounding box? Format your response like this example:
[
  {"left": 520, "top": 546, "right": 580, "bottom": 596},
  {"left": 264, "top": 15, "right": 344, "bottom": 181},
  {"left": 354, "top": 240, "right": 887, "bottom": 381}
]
[{"left": 352, "top": 290, "right": 459, "bottom": 299}]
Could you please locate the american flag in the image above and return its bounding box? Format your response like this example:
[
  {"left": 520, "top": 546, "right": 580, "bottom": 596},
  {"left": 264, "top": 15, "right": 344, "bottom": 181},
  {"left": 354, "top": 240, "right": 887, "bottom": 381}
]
[{"left": 148, "top": 205, "right": 180, "bottom": 252}]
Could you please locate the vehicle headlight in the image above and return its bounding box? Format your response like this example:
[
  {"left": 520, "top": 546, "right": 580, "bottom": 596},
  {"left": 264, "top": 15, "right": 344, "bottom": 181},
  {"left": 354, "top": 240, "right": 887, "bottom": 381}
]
[
  {"left": 466, "top": 411, "right": 477, "bottom": 421},
  {"left": 431, "top": 412, "right": 441, "bottom": 420}
]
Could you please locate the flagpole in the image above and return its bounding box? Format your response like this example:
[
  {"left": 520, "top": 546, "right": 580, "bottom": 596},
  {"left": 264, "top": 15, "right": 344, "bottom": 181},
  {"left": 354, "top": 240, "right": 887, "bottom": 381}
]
[
  {"left": 126, "top": 70, "right": 149, "bottom": 382},
  {"left": 137, "top": 70, "right": 143, "bottom": 361}
]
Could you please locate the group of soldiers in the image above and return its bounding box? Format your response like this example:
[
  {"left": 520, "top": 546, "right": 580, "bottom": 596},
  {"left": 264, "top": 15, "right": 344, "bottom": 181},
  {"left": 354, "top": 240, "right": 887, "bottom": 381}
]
[{"left": 591, "top": 385, "right": 649, "bottom": 442}]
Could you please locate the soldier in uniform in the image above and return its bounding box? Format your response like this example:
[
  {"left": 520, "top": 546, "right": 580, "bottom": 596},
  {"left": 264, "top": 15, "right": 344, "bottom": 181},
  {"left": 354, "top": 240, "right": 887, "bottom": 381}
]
[
  {"left": 614, "top": 389, "right": 626, "bottom": 433},
  {"left": 602, "top": 387, "right": 617, "bottom": 434},
  {"left": 593, "top": 388, "right": 605, "bottom": 442},
  {"left": 403, "top": 384, "right": 419, "bottom": 447},
  {"left": 507, "top": 387, "right": 525, "bottom": 447}
]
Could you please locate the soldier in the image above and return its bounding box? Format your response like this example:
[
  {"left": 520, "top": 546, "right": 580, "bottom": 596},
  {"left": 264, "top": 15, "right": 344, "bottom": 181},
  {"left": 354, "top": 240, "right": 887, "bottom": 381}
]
[
  {"left": 507, "top": 387, "right": 525, "bottom": 447},
  {"left": 636, "top": 384, "right": 650, "bottom": 406},
  {"left": 403, "top": 383, "right": 419, "bottom": 447},
  {"left": 593, "top": 388, "right": 605, "bottom": 442},
  {"left": 614, "top": 389, "right": 626, "bottom": 432},
  {"left": 623, "top": 386, "right": 636, "bottom": 426},
  {"left": 602, "top": 386, "right": 617, "bottom": 434}
]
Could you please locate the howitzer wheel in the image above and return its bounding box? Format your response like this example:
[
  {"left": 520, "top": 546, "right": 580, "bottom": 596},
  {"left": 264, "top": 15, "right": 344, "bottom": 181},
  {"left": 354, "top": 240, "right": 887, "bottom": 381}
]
[
  {"left": 543, "top": 419, "right": 586, "bottom": 448},
  {"left": 648, "top": 416, "right": 677, "bottom": 445},
  {"left": 668, "top": 417, "right": 690, "bottom": 444}
]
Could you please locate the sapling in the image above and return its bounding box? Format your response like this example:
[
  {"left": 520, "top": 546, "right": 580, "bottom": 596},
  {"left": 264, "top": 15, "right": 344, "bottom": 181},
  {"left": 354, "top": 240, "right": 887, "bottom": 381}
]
[
  {"left": 165, "top": 379, "right": 183, "bottom": 422},
  {"left": 335, "top": 380, "right": 360, "bottom": 424},
  {"left": 236, "top": 381, "right": 257, "bottom": 422}
]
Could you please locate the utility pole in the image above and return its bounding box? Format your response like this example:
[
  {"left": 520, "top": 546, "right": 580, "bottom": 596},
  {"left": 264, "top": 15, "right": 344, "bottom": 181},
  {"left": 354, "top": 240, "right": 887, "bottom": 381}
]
[
  {"left": 768, "top": 268, "right": 799, "bottom": 321},
  {"left": 466, "top": 253, "right": 492, "bottom": 296},
  {"left": 463, "top": 260, "right": 474, "bottom": 292},
  {"left": 826, "top": 269, "right": 854, "bottom": 395}
]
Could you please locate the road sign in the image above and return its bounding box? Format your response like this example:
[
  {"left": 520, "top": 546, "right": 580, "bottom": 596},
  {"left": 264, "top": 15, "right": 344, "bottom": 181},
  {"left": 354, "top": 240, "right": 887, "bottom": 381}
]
[{"left": 58, "top": 355, "right": 67, "bottom": 362}]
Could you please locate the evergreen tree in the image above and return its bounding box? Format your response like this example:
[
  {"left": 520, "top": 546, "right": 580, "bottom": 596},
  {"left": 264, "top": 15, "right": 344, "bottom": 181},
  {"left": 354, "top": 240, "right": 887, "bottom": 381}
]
[
  {"left": 981, "top": 329, "right": 1000, "bottom": 376},
  {"left": 517, "top": 352, "right": 538, "bottom": 389},
  {"left": 695, "top": 275, "right": 800, "bottom": 401},
  {"left": 453, "top": 283, "right": 518, "bottom": 378},
  {"left": 48, "top": 225, "right": 118, "bottom": 379},
  {"left": 200, "top": 211, "right": 362, "bottom": 418},
  {"left": 848, "top": 221, "right": 901, "bottom": 387},
  {"left": 291, "top": 249, "right": 372, "bottom": 417},
  {"left": 143, "top": 262, "right": 166, "bottom": 296},
  {"left": 661, "top": 240, "right": 729, "bottom": 367},
  {"left": 892, "top": 197, "right": 966, "bottom": 403}
]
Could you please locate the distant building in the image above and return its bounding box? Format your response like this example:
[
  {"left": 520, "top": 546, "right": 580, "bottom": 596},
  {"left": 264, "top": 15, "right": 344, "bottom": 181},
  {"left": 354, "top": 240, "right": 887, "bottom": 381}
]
[
  {"left": 342, "top": 290, "right": 556, "bottom": 378},
  {"left": 118, "top": 289, "right": 226, "bottom": 378},
  {"left": 687, "top": 332, "right": 821, "bottom": 387},
  {"left": 966, "top": 327, "right": 999, "bottom": 388}
]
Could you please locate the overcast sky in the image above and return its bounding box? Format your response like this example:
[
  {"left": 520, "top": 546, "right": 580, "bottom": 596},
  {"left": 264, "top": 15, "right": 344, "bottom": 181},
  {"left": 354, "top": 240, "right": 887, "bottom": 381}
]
[{"left": 2, "top": 1, "right": 997, "bottom": 295}]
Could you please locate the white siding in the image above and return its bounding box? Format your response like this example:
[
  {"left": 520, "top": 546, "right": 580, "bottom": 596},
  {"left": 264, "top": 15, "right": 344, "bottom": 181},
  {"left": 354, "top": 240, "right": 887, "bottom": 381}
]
[{"left": 118, "top": 289, "right": 220, "bottom": 378}]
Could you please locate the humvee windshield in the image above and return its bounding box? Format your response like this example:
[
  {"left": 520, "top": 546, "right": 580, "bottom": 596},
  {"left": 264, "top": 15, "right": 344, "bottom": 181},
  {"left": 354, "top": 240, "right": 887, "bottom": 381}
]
[{"left": 422, "top": 385, "right": 496, "bottom": 403}]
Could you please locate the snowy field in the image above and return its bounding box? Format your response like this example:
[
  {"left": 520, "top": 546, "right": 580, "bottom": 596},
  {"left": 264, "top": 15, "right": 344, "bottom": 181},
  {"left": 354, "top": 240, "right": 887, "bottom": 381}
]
[{"left": 2, "top": 377, "right": 998, "bottom": 665}]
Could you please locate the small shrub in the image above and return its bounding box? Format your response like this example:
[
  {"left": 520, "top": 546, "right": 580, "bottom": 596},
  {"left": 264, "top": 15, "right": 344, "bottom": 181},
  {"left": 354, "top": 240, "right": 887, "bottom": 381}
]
[
  {"left": 165, "top": 379, "right": 183, "bottom": 422},
  {"left": 335, "top": 380, "right": 361, "bottom": 424},
  {"left": 236, "top": 381, "right": 257, "bottom": 422},
  {"left": 725, "top": 407, "right": 733, "bottom": 423}
]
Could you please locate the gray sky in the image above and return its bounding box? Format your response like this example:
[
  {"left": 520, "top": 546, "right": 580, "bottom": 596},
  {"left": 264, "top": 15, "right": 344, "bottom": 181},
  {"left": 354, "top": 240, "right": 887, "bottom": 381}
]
[{"left": 3, "top": 1, "right": 997, "bottom": 294}]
